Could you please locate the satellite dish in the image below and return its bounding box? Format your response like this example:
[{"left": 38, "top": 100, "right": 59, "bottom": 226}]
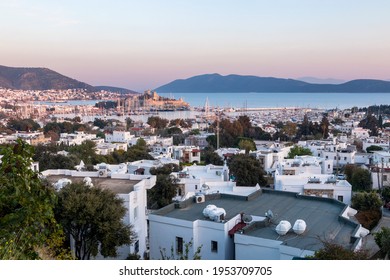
[
  {"left": 242, "top": 214, "right": 253, "bottom": 223},
  {"left": 265, "top": 210, "right": 274, "bottom": 219}
]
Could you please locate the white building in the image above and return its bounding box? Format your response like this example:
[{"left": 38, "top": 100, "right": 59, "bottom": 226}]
[
  {"left": 58, "top": 131, "right": 97, "bottom": 146},
  {"left": 148, "top": 189, "right": 367, "bottom": 260},
  {"left": 274, "top": 172, "right": 352, "bottom": 204},
  {"left": 127, "top": 159, "right": 179, "bottom": 175},
  {"left": 42, "top": 168, "right": 156, "bottom": 260},
  {"left": 105, "top": 130, "right": 134, "bottom": 143},
  {"left": 362, "top": 137, "right": 390, "bottom": 152},
  {"left": 172, "top": 164, "right": 230, "bottom": 200},
  {"left": 96, "top": 142, "right": 128, "bottom": 155},
  {"left": 351, "top": 127, "right": 371, "bottom": 139},
  {"left": 173, "top": 146, "right": 201, "bottom": 163},
  {"left": 274, "top": 155, "right": 333, "bottom": 176},
  {"left": 371, "top": 151, "right": 390, "bottom": 190}
]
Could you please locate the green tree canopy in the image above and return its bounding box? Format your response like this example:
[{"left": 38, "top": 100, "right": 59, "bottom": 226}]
[
  {"left": 0, "top": 139, "right": 58, "bottom": 259},
  {"left": 374, "top": 227, "right": 390, "bottom": 259},
  {"left": 351, "top": 169, "right": 372, "bottom": 191},
  {"left": 238, "top": 138, "right": 256, "bottom": 154},
  {"left": 7, "top": 118, "right": 40, "bottom": 132},
  {"left": 147, "top": 116, "right": 169, "bottom": 130},
  {"left": 147, "top": 174, "right": 178, "bottom": 209},
  {"left": 228, "top": 154, "right": 266, "bottom": 186},
  {"left": 310, "top": 241, "right": 369, "bottom": 260},
  {"left": 56, "top": 183, "right": 135, "bottom": 260},
  {"left": 287, "top": 145, "right": 313, "bottom": 159},
  {"left": 351, "top": 191, "right": 382, "bottom": 211},
  {"left": 366, "top": 145, "right": 383, "bottom": 153},
  {"left": 201, "top": 147, "right": 224, "bottom": 166}
]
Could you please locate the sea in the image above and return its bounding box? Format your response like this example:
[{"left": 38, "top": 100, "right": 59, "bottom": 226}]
[
  {"left": 160, "top": 92, "right": 390, "bottom": 109},
  {"left": 41, "top": 92, "right": 390, "bottom": 122}
]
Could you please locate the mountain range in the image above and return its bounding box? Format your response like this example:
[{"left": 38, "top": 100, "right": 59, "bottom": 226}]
[
  {"left": 155, "top": 73, "right": 390, "bottom": 93},
  {"left": 2, "top": 65, "right": 390, "bottom": 94},
  {"left": 0, "top": 65, "right": 137, "bottom": 93}
]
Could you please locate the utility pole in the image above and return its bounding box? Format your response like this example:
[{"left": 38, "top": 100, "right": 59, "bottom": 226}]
[
  {"left": 216, "top": 110, "right": 220, "bottom": 150},
  {"left": 336, "top": 138, "right": 339, "bottom": 178},
  {"left": 382, "top": 157, "right": 385, "bottom": 193}
]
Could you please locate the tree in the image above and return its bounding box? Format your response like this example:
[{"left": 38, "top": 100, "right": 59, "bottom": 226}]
[
  {"left": 320, "top": 115, "right": 330, "bottom": 139},
  {"left": 56, "top": 183, "right": 135, "bottom": 260},
  {"left": 351, "top": 191, "right": 382, "bottom": 230},
  {"left": 366, "top": 145, "right": 383, "bottom": 153},
  {"left": 311, "top": 241, "right": 369, "bottom": 260},
  {"left": 202, "top": 147, "right": 224, "bottom": 165},
  {"left": 282, "top": 122, "right": 297, "bottom": 140},
  {"left": 159, "top": 239, "right": 202, "bottom": 260},
  {"left": 358, "top": 114, "right": 378, "bottom": 136},
  {"left": 0, "top": 139, "right": 58, "bottom": 259},
  {"left": 147, "top": 116, "right": 169, "bottom": 130},
  {"left": 351, "top": 192, "right": 382, "bottom": 211},
  {"left": 228, "top": 154, "right": 266, "bottom": 186},
  {"left": 374, "top": 227, "right": 390, "bottom": 259},
  {"left": 238, "top": 138, "right": 256, "bottom": 154},
  {"left": 351, "top": 169, "right": 372, "bottom": 191},
  {"left": 287, "top": 145, "right": 313, "bottom": 159},
  {"left": 148, "top": 165, "right": 180, "bottom": 208},
  {"left": 7, "top": 118, "right": 40, "bottom": 132}
]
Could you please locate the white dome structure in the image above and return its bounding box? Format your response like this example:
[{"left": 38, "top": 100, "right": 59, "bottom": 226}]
[
  {"left": 275, "top": 220, "right": 291, "bottom": 236},
  {"left": 293, "top": 219, "right": 307, "bottom": 235}
]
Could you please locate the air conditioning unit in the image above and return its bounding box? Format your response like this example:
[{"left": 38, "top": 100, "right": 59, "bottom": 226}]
[
  {"left": 195, "top": 194, "right": 205, "bottom": 203},
  {"left": 98, "top": 169, "right": 107, "bottom": 177}
]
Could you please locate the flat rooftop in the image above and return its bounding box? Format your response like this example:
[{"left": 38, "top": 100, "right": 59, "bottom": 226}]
[
  {"left": 46, "top": 175, "right": 140, "bottom": 194},
  {"left": 152, "top": 189, "right": 358, "bottom": 251}
]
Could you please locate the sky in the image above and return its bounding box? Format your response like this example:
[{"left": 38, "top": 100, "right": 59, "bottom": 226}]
[{"left": 1, "top": 0, "right": 390, "bottom": 91}]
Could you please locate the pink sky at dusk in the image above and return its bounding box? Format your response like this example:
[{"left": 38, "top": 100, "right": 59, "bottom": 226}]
[{"left": 1, "top": 0, "right": 390, "bottom": 91}]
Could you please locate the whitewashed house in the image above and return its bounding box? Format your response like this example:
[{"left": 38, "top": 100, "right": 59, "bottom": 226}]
[
  {"left": 42, "top": 168, "right": 156, "bottom": 260},
  {"left": 148, "top": 189, "right": 367, "bottom": 260}
]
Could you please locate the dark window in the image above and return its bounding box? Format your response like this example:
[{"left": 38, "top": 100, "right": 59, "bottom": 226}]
[
  {"left": 176, "top": 237, "right": 183, "bottom": 254},
  {"left": 337, "top": 196, "right": 343, "bottom": 202},
  {"left": 134, "top": 240, "right": 139, "bottom": 253},
  {"left": 211, "top": 240, "right": 218, "bottom": 253}
]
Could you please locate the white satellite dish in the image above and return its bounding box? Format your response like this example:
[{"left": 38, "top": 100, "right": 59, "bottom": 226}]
[
  {"left": 265, "top": 210, "right": 274, "bottom": 219},
  {"left": 242, "top": 214, "right": 253, "bottom": 223}
]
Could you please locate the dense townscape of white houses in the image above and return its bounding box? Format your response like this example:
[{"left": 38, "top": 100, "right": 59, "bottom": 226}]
[{"left": 1, "top": 90, "right": 390, "bottom": 260}]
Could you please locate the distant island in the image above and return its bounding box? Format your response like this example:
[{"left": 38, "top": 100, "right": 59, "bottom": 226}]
[
  {"left": 154, "top": 73, "right": 390, "bottom": 93},
  {"left": 0, "top": 65, "right": 137, "bottom": 93}
]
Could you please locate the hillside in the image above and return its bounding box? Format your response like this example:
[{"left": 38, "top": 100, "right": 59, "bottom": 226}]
[
  {"left": 0, "top": 65, "right": 96, "bottom": 91},
  {"left": 155, "top": 74, "right": 390, "bottom": 93},
  {"left": 94, "top": 86, "right": 139, "bottom": 95}
]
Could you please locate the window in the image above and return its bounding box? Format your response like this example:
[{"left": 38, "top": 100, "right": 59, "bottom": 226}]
[
  {"left": 133, "top": 206, "right": 138, "bottom": 220},
  {"left": 211, "top": 240, "right": 218, "bottom": 253},
  {"left": 328, "top": 164, "right": 331, "bottom": 169},
  {"left": 334, "top": 156, "right": 336, "bottom": 160},
  {"left": 326, "top": 156, "right": 328, "bottom": 159},
  {"left": 338, "top": 196, "right": 343, "bottom": 202},
  {"left": 176, "top": 237, "right": 183, "bottom": 254},
  {"left": 195, "top": 185, "right": 198, "bottom": 190},
  {"left": 344, "top": 157, "right": 347, "bottom": 161},
  {"left": 384, "top": 175, "right": 388, "bottom": 181},
  {"left": 134, "top": 240, "right": 139, "bottom": 253}
]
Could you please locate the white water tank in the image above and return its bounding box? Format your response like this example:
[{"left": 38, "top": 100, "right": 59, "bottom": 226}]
[
  {"left": 293, "top": 219, "right": 307, "bottom": 235},
  {"left": 203, "top": 205, "right": 217, "bottom": 218},
  {"left": 275, "top": 220, "right": 291, "bottom": 236},
  {"left": 209, "top": 208, "right": 226, "bottom": 222}
]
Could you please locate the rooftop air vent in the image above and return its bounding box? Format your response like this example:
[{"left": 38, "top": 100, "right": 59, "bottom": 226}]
[
  {"left": 275, "top": 220, "right": 291, "bottom": 236},
  {"left": 293, "top": 219, "right": 307, "bottom": 235}
]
